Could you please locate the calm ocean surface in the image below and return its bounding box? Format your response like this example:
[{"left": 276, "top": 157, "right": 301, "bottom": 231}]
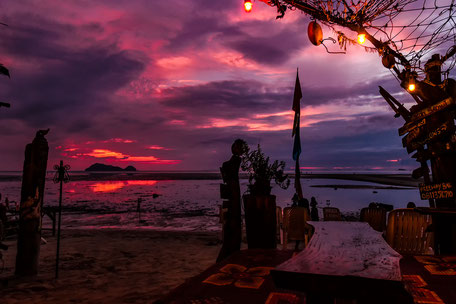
[{"left": 0, "top": 172, "right": 424, "bottom": 232}]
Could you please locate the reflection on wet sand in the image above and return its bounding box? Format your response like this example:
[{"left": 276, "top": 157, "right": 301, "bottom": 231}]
[{"left": 90, "top": 180, "right": 158, "bottom": 192}]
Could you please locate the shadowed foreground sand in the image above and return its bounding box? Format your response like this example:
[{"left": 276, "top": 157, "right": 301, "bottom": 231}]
[{"left": 0, "top": 229, "right": 221, "bottom": 303}]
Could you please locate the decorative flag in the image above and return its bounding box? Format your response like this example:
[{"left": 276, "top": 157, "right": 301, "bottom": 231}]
[
  {"left": 292, "top": 70, "right": 302, "bottom": 161},
  {"left": 292, "top": 70, "right": 303, "bottom": 199}
]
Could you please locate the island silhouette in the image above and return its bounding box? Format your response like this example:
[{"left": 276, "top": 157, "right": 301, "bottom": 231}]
[{"left": 84, "top": 163, "right": 137, "bottom": 172}]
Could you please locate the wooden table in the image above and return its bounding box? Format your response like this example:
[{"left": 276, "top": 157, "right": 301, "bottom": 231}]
[
  {"left": 271, "top": 222, "right": 413, "bottom": 304},
  {"left": 159, "top": 222, "right": 456, "bottom": 304}
]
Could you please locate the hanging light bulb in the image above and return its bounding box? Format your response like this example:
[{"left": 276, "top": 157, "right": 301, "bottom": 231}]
[
  {"left": 408, "top": 77, "right": 416, "bottom": 92},
  {"left": 357, "top": 34, "right": 366, "bottom": 44},
  {"left": 244, "top": 0, "right": 253, "bottom": 13}
]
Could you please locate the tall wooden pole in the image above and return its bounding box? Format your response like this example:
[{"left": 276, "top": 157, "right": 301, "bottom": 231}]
[
  {"left": 53, "top": 160, "right": 70, "bottom": 279},
  {"left": 16, "top": 129, "right": 49, "bottom": 276}
]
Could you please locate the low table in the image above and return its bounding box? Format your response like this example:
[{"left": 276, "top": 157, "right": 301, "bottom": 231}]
[{"left": 271, "top": 222, "right": 413, "bottom": 303}]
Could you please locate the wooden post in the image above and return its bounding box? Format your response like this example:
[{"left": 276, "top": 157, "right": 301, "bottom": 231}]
[{"left": 15, "top": 129, "right": 49, "bottom": 276}]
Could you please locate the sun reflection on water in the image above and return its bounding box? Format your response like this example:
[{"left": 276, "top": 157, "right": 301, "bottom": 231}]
[{"left": 90, "top": 180, "right": 158, "bottom": 192}]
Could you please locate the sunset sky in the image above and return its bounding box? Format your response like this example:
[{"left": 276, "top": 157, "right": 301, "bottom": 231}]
[{"left": 0, "top": 0, "right": 453, "bottom": 171}]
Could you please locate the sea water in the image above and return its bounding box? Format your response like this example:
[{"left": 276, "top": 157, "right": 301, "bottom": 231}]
[{"left": 0, "top": 175, "right": 423, "bottom": 232}]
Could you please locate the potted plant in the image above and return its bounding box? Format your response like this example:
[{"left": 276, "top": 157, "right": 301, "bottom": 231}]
[{"left": 240, "top": 144, "right": 290, "bottom": 249}]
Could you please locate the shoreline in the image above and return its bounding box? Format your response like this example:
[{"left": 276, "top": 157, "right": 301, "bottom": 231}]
[{"left": 0, "top": 172, "right": 421, "bottom": 187}]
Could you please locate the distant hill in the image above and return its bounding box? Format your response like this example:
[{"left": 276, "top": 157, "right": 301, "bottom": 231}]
[{"left": 85, "top": 163, "right": 137, "bottom": 172}]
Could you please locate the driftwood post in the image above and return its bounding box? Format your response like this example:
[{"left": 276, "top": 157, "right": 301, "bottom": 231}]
[
  {"left": 216, "top": 140, "right": 243, "bottom": 262},
  {"left": 15, "top": 129, "right": 49, "bottom": 276}
]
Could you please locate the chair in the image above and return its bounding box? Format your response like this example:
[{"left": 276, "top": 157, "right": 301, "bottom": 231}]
[
  {"left": 282, "top": 207, "right": 310, "bottom": 250},
  {"left": 323, "top": 207, "right": 342, "bottom": 221},
  {"left": 386, "top": 209, "right": 433, "bottom": 255},
  {"left": 276, "top": 206, "right": 283, "bottom": 244},
  {"left": 360, "top": 207, "right": 387, "bottom": 232}
]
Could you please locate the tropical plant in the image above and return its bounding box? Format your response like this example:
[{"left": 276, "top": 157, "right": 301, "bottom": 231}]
[{"left": 240, "top": 144, "right": 290, "bottom": 196}]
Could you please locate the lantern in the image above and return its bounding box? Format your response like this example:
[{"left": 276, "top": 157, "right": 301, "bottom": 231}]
[
  {"left": 307, "top": 21, "right": 323, "bottom": 46},
  {"left": 244, "top": 0, "right": 253, "bottom": 13},
  {"left": 382, "top": 53, "right": 395, "bottom": 69}
]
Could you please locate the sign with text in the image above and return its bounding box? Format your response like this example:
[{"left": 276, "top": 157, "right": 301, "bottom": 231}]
[
  {"left": 402, "top": 125, "right": 424, "bottom": 147},
  {"left": 419, "top": 182, "right": 455, "bottom": 200},
  {"left": 399, "top": 117, "right": 426, "bottom": 136},
  {"left": 410, "top": 97, "right": 454, "bottom": 122},
  {"left": 406, "top": 121, "right": 451, "bottom": 153}
]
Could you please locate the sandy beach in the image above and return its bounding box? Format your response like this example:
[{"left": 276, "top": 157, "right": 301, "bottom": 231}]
[{"left": 0, "top": 229, "right": 222, "bottom": 303}]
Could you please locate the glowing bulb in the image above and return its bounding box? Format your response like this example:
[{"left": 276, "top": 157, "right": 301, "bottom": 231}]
[
  {"left": 244, "top": 0, "right": 252, "bottom": 12},
  {"left": 408, "top": 83, "right": 416, "bottom": 92},
  {"left": 357, "top": 34, "right": 366, "bottom": 44}
]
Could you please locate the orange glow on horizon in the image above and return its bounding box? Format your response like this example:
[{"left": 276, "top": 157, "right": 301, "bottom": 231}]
[
  {"left": 82, "top": 149, "right": 180, "bottom": 164},
  {"left": 86, "top": 149, "right": 128, "bottom": 159}
]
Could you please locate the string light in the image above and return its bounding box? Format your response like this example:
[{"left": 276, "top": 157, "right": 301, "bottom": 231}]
[
  {"left": 244, "top": 0, "right": 253, "bottom": 13},
  {"left": 357, "top": 34, "right": 366, "bottom": 44},
  {"left": 408, "top": 77, "right": 416, "bottom": 92}
]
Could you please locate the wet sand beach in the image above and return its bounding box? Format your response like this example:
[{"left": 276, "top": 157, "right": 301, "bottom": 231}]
[{"left": 0, "top": 229, "right": 221, "bottom": 303}]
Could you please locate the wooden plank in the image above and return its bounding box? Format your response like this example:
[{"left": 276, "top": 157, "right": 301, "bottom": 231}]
[
  {"left": 399, "top": 118, "right": 426, "bottom": 136},
  {"left": 406, "top": 121, "right": 451, "bottom": 153},
  {"left": 419, "top": 182, "right": 455, "bottom": 200},
  {"left": 411, "top": 149, "right": 431, "bottom": 161},
  {"left": 379, "top": 86, "right": 411, "bottom": 121},
  {"left": 410, "top": 97, "right": 454, "bottom": 122},
  {"left": 402, "top": 126, "right": 424, "bottom": 147}
]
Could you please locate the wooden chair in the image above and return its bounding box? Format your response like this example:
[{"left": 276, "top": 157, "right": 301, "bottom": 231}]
[
  {"left": 360, "top": 207, "right": 387, "bottom": 232},
  {"left": 282, "top": 207, "right": 310, "bottom": 250},
  {"left": 323, "top": 207, "right": 342, "bottom": 221},
  {"left": 386, "top": 209, "right": 433, "bottom": 255},
  {"left": 276, "top": 206, "right": 283, "bottom": 244}
]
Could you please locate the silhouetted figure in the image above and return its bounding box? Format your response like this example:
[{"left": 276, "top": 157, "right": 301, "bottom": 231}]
[
  {"left": 0, "top": 194, "right": 7, "bottom": 226},
  {"left": 310, "top": 196, "right": 319, "bottom": 221},
  {"left": 407, "top": 202, "right": 416, "bottom": 208},
  {"left": 217, "top": 139, "right": 246, "bottom": 262},
  {"left": 291, "top": 193, "right": 299, "bottom": 207}
]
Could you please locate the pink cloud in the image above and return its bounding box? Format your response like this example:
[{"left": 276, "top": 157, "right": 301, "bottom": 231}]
[
  {"left": 102, "top": 138, "right": 136, "bottom": 144},
  {"left": 147, "top": 145, "right": 172, "bottom": 150}
]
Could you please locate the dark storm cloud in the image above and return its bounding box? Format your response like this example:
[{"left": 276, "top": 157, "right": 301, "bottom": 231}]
[
  {"left": 160, "top": 80, "right": 288, "bottom": 119},
  {"left": 0, "top": 14, "right": 146, "bottom": 131},
  {"left": 158, "top": 76, "right": 402, "bottom": 127},
  {"left": 225, "top": 18, "right": 310, "bottom": 65}
]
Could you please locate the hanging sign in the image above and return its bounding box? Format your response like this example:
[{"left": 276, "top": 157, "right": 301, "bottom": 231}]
[
  {"left": 399, "top": 118, "right": 426, "bottom": 136},
  {"left": 410, "top": 97, "right": 454, "bottom": 122},
  {"left": 402, "top": 126, "right": 424, "bottom": 147},
  {"left": 406, "top": 121, "right": 451, "bottom": 153},
  {"left": 419, "top": 182, "right": 455, "bottom": 200}
]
